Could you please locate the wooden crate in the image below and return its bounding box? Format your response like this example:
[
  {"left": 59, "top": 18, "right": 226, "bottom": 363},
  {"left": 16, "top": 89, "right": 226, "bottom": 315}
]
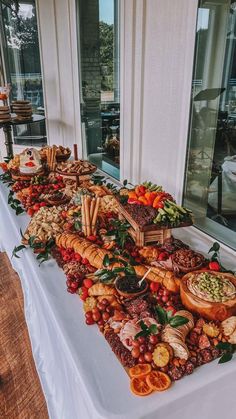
[{"left": 117, "top": 199, "right": 191, "bottom": 247}]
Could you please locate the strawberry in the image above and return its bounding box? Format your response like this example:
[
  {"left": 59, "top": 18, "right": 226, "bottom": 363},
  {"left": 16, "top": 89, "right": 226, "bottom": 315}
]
[{"left": 208, "top": 261, "right": 220, "bottom": 271}]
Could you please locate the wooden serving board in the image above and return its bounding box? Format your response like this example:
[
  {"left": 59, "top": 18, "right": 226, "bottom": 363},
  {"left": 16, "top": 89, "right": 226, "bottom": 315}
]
[{"left": 115, "top": 197, "right": 192, "bottom": 246}]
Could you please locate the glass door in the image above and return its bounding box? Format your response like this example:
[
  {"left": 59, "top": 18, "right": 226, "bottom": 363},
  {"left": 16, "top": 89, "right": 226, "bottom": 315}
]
[
  {"left": 76, "top": 0, "right": 120, "bottom": 179},
  {"left": 0, "top": 0, "right": 47, "bottom": 147}
]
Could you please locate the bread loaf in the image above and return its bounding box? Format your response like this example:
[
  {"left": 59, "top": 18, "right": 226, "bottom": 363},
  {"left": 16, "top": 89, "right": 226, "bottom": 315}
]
[
  {"left": 88, "top": 283, "right": 117, "bottom": 296},
  {"left": 55, "top": 233, "right": 179, "bottom": 291}
]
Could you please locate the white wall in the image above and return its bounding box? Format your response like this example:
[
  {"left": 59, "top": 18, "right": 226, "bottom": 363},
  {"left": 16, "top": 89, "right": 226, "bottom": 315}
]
[
  {"left": 121, "top": 0, "right": 198, "bottom": 201},
  {"left": 36, "top": 0, "right": 82, "bottom": 152}
]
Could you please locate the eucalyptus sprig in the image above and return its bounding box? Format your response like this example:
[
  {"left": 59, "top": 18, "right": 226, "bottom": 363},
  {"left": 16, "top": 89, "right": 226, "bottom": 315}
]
[
  {"left": 0, "top": 171, "right": 14, "bottom": 187},
  {"left": 12, "top": 235, "right": 55, "bottom": 265},
  {"left": 12, "top": 244, "right": 26, "bottom": 258},
  {"left": 8, "top": 190, "right": 24, "bottom": 215},
  {"left": 91, "top": 173, "right": 118, "bottom": 193},
  {"left": 216, "top": 342, "right": 236, "bottom": 364},
  {"left": 105, "top": 219, "right": 132, "bottom": 250},
  {"left": 154, "top": 305, "right": 189, "bottom": 328},
  {"left": 135, "top": 320, "right": 158, "bottom": 339},
  {"left": 95, "top": 254, "right": 135, "bottom": 283}
]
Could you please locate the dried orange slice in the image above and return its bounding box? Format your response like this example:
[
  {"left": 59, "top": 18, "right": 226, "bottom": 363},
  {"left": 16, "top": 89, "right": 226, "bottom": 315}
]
[
  {"left": 152, "top": 343, "right": 173, "bottom": 367},
  {"left": 146, "top": 371, "right": 171, "bottom": 392},
  {"left": 203, "top": 322, "right": 219, "bottom": 338},
  {"left": 129, "top": 364, "right": 152, "bottom": 378},
  {"left": 130, "top": 376, "right": 153, "bottom": 396}
]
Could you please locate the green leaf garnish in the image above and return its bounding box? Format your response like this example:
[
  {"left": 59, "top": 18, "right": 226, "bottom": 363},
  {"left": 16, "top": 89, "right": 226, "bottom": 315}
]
[
  {"left": 218, "top": 352, "right": 233, "bottom": 364},
  {"left": 216, "top": 342, "right": 233, "bottom": 351},
  {"left": 12, "top": 244, "right": 26, "bottom": 259},
  {"left": 169, "top": 315, "right": 189, "bottom": 328},
  {"left": 103, "top": 254, "right": 110, "bottom": 267},
  {"left": 154, "top": 305, "right": 168, "bottom": 325}
]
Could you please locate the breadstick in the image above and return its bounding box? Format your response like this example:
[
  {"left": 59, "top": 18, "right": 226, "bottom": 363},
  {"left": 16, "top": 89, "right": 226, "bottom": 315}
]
[
  {"left": 81, "top": 195, "right": 86, "bottom": 235},
  {"left": 92, "top": 197, "right": 100, "bottom": 235},
  {"left": 90, "top": 198, "right": 95, "bottom": 220},
  {"left": 49, "top": 147, "right": 52, "bottom": 169},
  {"left": 52, "top": 146, "right": 56, "bottom": 170},
  {"left": 85, "top": 196, "right": 91, "bottom": 236}
]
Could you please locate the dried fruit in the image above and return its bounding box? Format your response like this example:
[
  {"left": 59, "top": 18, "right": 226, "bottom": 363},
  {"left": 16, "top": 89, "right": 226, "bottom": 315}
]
[
  {"left": 129, "top": 364, "right": 152, "bottom": 378},
  {"left": 152, "top": 343, "right": 173, "bottom": 367},
  {"left": 146, "top": 370, "right": 171, "bottom": 391},
  {"left": 130, "top": 376, "right": 153, "bottom": 396},
  {"left": 203, "top": 322, "right": 220, "bottom": 338}
]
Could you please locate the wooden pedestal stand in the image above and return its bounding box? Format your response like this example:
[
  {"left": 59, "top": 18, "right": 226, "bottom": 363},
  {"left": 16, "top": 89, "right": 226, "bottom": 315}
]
[{"left": 116, "top": 200, "right": 192, "bottom": 247}]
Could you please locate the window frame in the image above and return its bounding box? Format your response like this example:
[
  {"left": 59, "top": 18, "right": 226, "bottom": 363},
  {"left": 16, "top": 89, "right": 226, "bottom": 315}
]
[{"left": 182, "top": 0, "right": 236, "bottom": 253}]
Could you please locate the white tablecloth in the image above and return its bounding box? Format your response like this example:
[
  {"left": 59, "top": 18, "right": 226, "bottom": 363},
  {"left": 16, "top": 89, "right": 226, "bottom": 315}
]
[{"left": 0, "top": 180, "right": 236, "bottom": 419}]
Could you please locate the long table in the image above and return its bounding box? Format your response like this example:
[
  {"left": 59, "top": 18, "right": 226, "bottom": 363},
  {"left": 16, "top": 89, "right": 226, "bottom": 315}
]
[{"left": 0, "top": 180, "right": 235, "bottom": 419}]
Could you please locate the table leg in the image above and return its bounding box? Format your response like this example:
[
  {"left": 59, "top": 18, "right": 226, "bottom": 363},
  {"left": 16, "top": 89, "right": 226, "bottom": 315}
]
[{"left": 3, "top": 125, "right": 14, "bottom": 158}]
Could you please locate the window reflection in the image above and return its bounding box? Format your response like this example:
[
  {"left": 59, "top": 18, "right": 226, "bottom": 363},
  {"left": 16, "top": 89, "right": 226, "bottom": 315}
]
[
  {"left": 184, "top": 0, "right": 236, "bottom": 249},
  {"left": 77, "top": 0, "right": 120, "bottom": 179}
]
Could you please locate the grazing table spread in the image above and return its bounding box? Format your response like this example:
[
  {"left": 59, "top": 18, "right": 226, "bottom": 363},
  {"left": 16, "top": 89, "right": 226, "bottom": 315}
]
[{"left": 0, "top": 146, "right": 236, "bottom": 419}]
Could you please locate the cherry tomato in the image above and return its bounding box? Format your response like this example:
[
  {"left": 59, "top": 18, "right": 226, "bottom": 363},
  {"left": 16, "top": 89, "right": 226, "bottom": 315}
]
[
  {"left": 162, "top": 295, "right": 169, "bottom": 303},
  {"left": 27, "top": 208, "right": 34, "bottom": 217},
  {"left": 67, "top": 287, "right": 76, "bottom": 294},
  {"left": 139, "top": 344, "right": 147, "bottom": 353},
  {"left": 100, "top": 298, "right": 109, "bottom": 306},
  {"left": 85, "top": 311, "right": 93, "bottom": 319},
  {"left": 61, "top": 210, "right": 68, "bottom": 219},
  {"left": 144, "top": 352, "right": 153, "bottom": 363},
  {"left": 87, "top": 235, "right": 97, "bottom": 242},
  {"left": 131, "top": 348, "right": 140, "bottom": 359},
  {"left": 80, "top": 287, "right": 89, "bottom": 301},
  {"left": 97, "top": 302, "right": 106, "bottom": 311},
  {"left": 150, "top": 282, "right": 160, "bottom": 293},
  {"left": 137, "top": 336, "right": 146, "bottom": 344},
  {"left": 66, "top": 279, "right": 73, "bottom": 288},
  {"left": 147, "top": 343, "right": 154, "bottom": 352},
  {"left": 82, "top": 258, "right": 89, "bottom": 265},
  {"left": 209, "top": 261, "right": 220, "bottom": 271},
  {"left": 83, "top": 278, "right": 93, "bottom": 289},
  {"left": 74, "top": 253, "right": 82, "bottom": 262},
  {"left": 33, "top": 203, "right": 40, "bottom": 211},
  {"left": 106, "top": 306, "right": 114, "bottom": 315},
  {"left": 138, "top": 354, "right": 145, "bottom": 363},
  {"left": 102, "top": 312, "right": 110, "bottom": 321},
  {"left": 52, "top": 184, "right": 60, "bottom": 190},
  {"left": 158, "top": 252, "right": 168, "bottom": 261},
  {"left": 40, "top": 201, "right": 47, "bottom": 207},
  {"left": 97, "top": 319, "right": 105, "bottom": 326},
  {"left": 70, "top": 281, "right": 79, "bottom": 290},
  {"left": 132, "top": 339, "right": 140, "bottom": 348},
  {"left": 86, "top": 318, "right": 95, "bottom": 325},
  {"left": 149, "top": 334, "right": 158, "bottom": 345},
  {"left": 92, "top": 307, "right": 100, "bottom": 315},
  {"left": 92, "top": 312, "right": 101, "bottom": 322}
]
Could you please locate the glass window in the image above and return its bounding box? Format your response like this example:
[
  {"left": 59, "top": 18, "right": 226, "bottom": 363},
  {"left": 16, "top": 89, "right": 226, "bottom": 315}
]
[
  {"left": 0, "top": 1, "right": 46, "bottom": 147},
  {"left": 77, "top": 0, "right": 120, "bottom": 179},
  {"left": 184, "top": 0, "right": 236, "bottom": 250}
]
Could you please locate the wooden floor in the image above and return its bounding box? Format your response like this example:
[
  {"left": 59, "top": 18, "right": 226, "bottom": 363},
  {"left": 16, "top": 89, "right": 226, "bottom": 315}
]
[{"left": 0, "top": 252, "right": 49, "bottom": 419}]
